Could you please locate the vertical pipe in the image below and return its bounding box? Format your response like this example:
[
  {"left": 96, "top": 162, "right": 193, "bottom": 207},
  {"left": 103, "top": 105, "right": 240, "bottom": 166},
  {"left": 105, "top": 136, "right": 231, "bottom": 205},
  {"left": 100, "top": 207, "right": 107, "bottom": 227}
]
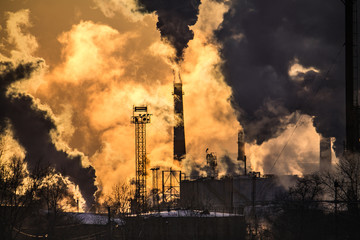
[
  {"left": 244, "top": 156, "right": 247, "bottom": 175},
  {"left": 345, "top": 0, "right": 360, "bottom": 152},
  {"left": 162, "top": 171, "right": 165, "bottom": 203},
  {"left": 237, "top": 130, "right": 245, "bottom": 161},
  {"left": 170, "top": 169, "right": 173, "bottom": 200}
]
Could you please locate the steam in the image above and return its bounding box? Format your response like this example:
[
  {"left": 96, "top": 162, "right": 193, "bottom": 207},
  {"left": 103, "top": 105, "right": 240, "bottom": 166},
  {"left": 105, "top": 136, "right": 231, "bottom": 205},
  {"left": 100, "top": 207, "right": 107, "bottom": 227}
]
[
  {"left": 0, "top": 60, "right": 97, "bottom": 209},
  {"left": 0, "top": 10, "right": 98, "bottom": 209},
  {"left": 137, "top": 0, "right": 201, "bottom": 62}
]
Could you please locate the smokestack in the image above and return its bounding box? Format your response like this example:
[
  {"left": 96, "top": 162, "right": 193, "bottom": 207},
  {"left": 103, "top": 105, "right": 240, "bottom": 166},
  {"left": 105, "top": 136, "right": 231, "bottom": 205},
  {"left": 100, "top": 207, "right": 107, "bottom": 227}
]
[
  {"left": 173, "top": 73, "right": 186, "bottom": 161},
  {"left": 237, "top": 129, "right": 247, "bottom": 175},
  {"left": 320, "top": 136, "right": 332, "bottom": 172},
  {"left": 345, "top": 0, "right": 360, "bottom": 153},
  {"left": 237, "top": 129, "right": 245, "bottom": 161}
]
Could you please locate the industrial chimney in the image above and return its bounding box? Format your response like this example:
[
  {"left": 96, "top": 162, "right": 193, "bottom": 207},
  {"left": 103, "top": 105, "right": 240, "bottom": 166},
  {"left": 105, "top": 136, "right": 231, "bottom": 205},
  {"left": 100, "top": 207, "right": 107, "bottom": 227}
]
[
  {"left": 320, "top": 136, "right": 332, "bottom": 172},
  {"left": 345, "top": 0, "right": 360, "bottom": 153},
  {"left": 173, "top": 72, "right": 186, "bottom": 161},
  {"left": 237, "top": 129, "right": 247, "bottom": 175},
  {"left": 237, "top": 129, "right": 245, "bottom": 161}
]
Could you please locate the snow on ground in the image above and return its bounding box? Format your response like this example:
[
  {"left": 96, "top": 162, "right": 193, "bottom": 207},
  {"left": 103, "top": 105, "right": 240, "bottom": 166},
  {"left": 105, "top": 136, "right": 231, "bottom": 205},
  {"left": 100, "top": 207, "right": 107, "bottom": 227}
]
[
  {"left": 70, "top": 212, "right": 124, "bottom": 225},
  {"left": 134, "top": 210, "right": 242, "bottom": 218},
  {"left": 63, "top": 209, "right": 241, "bottom": 225}
]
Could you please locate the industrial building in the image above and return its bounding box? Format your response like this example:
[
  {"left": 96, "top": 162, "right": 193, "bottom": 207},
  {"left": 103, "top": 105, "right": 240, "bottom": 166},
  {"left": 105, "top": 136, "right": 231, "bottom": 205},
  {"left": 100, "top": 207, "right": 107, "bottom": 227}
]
[
  {"left": 125, "top": 2, "right": 359, "bottom": 238},
  {"left": 180, "top": 174, "right": 297, "bottom": 214}
]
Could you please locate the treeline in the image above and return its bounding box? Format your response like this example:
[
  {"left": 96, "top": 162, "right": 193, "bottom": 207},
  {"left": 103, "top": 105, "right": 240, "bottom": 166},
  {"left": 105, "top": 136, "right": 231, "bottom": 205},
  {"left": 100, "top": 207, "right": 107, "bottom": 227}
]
[
  {"left": 251, "top": 154, "right": 360, "bottom": 240},
  {"left": 0, "top": 156, "right": 79, "bottom": 240}
]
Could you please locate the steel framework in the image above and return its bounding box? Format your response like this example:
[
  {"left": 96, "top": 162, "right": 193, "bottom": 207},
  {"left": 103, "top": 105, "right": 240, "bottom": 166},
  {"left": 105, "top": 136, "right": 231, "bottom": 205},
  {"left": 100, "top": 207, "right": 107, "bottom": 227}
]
[
  {"left": 131, "top": 106, "right": 151, "bottom": 207},
  {"left": 162, "top": 168, "right": 183, "bottom": 203},
  {"left": 150, "top": 167, "right": 160, "bottom": 206}
]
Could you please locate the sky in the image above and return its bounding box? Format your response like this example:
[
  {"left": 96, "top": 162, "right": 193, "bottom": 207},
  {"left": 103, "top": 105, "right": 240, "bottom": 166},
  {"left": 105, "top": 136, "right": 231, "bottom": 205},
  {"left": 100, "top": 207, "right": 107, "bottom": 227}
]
[{"left": 0, "top": 0, "right": 345, "bottom": 208}]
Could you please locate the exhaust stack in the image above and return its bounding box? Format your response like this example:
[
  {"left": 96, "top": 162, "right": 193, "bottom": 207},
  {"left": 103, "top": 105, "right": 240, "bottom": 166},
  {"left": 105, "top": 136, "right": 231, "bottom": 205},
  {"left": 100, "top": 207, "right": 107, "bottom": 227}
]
[
  {"left": 173, "top": 72, "right": 186, "bottom": 161},
  {"left": 237, "top": 129, "right": 247, "bottom": 175},
  {"left": 345, "top": 0, "right": 360, "bottom": 152}
]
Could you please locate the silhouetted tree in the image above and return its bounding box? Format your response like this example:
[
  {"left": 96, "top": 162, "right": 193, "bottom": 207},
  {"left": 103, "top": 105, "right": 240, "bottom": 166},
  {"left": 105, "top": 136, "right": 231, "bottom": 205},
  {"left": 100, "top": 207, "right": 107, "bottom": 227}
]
[
  {"left": 320, "top": 153, "right": 360, "bottom": 240},
  {"left": 103, "top": 181, "right": 132, "bottom": 217},
  {"left": 0, "top": 156, "right": 46, "bottom": 240},
  {"left": 267, "top": 174, "right": 330, "bottom": 240}
]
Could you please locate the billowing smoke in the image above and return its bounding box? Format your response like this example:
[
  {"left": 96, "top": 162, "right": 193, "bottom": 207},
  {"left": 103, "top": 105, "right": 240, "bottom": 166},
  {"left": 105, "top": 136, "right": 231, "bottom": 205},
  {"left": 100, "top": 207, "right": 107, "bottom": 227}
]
[
  {"left": 0, "top": 61, "right": 97, "bottom": 208},
  {"left": 216, "top": 0, "right": 345, "bottom": 158},
  {"left": 137, "top": 0, "right": 201, "bottom": 62}
]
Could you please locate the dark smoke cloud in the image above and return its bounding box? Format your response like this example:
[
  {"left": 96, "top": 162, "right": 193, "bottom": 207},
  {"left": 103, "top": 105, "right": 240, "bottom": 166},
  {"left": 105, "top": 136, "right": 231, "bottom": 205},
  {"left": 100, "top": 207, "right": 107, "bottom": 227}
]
[
  {"left": 0, "top": 61, "right": 97, "bottom": 208},
  {"left": 137, "top": 0, "right": 201, "bottom": 62},
  {"left": 216, "top": 0, "right": 345, "bottom": 154}
]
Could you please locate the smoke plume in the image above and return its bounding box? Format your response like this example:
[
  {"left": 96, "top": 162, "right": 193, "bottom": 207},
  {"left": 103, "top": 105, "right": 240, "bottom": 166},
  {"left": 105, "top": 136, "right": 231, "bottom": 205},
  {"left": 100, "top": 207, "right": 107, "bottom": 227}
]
[
  {"left": 0, "top": 61, "right": 97, "bottom": 208},
  {"left": 137, "top": 0, "right": 201, "bottom": 62},
  {"left": 216, "top": 0, "right": 345, "bottom": 158}
]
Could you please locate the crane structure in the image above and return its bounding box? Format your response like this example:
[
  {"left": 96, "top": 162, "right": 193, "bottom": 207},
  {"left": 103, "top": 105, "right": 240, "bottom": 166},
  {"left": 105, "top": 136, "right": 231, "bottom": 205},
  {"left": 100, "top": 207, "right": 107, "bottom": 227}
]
[{"left": 131, "top": 106, "right": 151, "bottom": 208}]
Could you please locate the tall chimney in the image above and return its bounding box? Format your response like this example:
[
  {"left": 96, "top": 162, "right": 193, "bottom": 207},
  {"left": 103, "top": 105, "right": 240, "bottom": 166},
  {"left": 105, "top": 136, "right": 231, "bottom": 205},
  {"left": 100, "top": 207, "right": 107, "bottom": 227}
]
[
  {"left": 345, "top": 0, "right": 360, "bottom": 152},
  {"left": 173, "top": 73, "right": 186, "bottom": 161},
  {"left": 237, "top": 129, "right": 247, "bottom": 175},
  {"left": 320, "top": 136, "right": 332, "bottom": 172},
  {"left": 237, "top": 129, "right": 245, "bottom": 161}
]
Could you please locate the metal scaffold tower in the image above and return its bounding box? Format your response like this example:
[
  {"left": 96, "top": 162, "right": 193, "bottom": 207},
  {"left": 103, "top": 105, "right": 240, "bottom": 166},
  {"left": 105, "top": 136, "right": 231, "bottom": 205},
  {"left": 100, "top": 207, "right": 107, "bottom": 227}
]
[{"left": 131, "top": 106, "right": 151, "bottom": 208}]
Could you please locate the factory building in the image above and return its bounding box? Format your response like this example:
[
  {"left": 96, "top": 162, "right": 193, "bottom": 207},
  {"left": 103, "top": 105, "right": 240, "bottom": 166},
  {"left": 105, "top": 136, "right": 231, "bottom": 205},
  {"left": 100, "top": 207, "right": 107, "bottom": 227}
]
[{"left": 180, "top": 174, "right": 297, "bottom": 213}]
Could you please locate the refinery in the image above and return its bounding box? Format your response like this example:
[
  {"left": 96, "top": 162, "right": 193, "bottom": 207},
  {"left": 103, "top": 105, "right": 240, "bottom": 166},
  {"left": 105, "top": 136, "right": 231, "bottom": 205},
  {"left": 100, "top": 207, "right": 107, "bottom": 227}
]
[{"left": 1, "top": 0, "right": 360, "bottom": 240}]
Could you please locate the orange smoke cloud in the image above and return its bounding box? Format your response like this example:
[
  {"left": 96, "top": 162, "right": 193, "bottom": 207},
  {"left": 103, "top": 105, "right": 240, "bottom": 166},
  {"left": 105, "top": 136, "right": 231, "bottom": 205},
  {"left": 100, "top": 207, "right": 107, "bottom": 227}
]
[
  {"left": 0, "top": 0, "right": 328, "bottom": 205},
  {"left": 30, "top": 0, "right": 241, "bottom": 199}
]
